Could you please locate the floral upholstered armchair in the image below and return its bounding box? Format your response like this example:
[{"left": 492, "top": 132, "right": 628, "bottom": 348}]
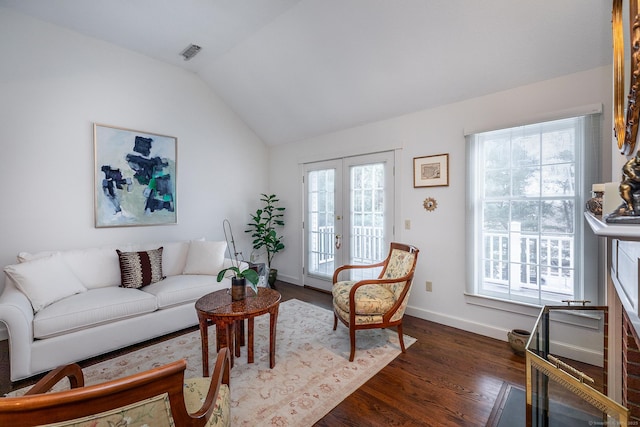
[
  {"left": 332, "top": 242, "right": 419, "bottom": 361},
  {"left": 0, "top": 349, "right": 231, "bottom": 427}
]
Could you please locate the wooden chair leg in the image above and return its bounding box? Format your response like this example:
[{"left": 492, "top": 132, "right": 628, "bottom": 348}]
[
  {"left": 333, "top": 313, "right": 338, "bottom": 331},
  {"left": 397, "top": 323, "right": 406, "bottom": 353},
  {"left": 349, "top": 327, "right": 356, "bottom": 362}
]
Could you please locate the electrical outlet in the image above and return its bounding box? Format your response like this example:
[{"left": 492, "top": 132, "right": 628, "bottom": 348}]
[
  {"left": 425, "top": 281, "right": 432, "bottom": 292},
  {"left": 404, "top": 219, "right": 411, "bottom": 230}
]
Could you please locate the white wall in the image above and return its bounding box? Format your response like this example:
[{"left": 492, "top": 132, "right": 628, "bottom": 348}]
[
  {"left": 0, "top": 9, "right": 269, "bottom": 294},
  {"left": 270, "top": 65, "right": 612, "bottom": 341},
  {"left": 0, "top": 6, "right": 614, "bottom": 345}
]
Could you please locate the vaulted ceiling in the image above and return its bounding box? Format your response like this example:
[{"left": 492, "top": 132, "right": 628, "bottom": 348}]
[{"left": 0, "top": 0, "right": 612, "bottom": 145}]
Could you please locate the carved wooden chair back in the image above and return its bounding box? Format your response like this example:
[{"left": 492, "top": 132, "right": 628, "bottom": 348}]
[{"left": 0, "top": 349, "right": 231, "bottom": 427}]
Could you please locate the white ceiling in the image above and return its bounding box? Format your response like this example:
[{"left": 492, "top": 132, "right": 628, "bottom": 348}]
[{"left": 0, "top": 0, "right": 612, "bottom": 145}]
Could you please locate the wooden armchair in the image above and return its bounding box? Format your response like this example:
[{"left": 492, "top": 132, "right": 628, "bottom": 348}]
[
  {"left": 0, "top": 348, "right": 231, "bottom": 427},
  {"left": 332, "top": 242, "right": 419, "bottom": 361}
]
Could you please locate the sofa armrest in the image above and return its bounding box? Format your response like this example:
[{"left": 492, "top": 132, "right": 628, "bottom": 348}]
[{"left": 0, "top": 278, "right": 35, "bottom": 381}]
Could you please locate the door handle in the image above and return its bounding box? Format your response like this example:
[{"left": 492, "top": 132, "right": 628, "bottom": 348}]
[{"left": 335, "top": 234, "right": 342, "bottom": 250}]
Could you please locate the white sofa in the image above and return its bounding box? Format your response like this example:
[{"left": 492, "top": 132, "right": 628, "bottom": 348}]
[{"left": 0, "top": 239, "right": 243, "bottom": 381}]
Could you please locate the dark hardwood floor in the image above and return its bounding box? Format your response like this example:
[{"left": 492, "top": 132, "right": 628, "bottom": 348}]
[{"left": 0, "top": 281, "right": 527, "bottom": 426}]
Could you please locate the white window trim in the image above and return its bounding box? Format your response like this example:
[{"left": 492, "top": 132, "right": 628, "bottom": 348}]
[{"left": 465, "top": 111, "right": 602, "bottom": 307}]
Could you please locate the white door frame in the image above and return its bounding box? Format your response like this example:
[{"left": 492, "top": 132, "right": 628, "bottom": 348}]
[{"left": 302, "top": 151, "right": 396, "bottom": 292}]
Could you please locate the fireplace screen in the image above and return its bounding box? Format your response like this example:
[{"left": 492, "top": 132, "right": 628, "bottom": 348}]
[{"left": 526, "top": 305, "right": 628, "bottom": 426}]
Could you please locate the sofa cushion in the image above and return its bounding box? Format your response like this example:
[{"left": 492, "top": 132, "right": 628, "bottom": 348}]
[
  {"left": 182, "top": 241, "right": 227, "bottom": 275},
  {"left": 4, "top": 254, "right": 87, "bottom": 313},
  {"left": 142, "top": 274, "right": 219, "bottom": 309},
  {"left": 332, "top": 280, "right": 396, "bottom": 316},
  {"left": 116, "top": 247, "right": 164, "bottom": 289},
  {"left": 134, "top": 241, "right": 190, "bottom": 277},
  {"left": 33, "top": 287, "right": 158, "bottom": 339},
  {"left": 19, "top": 245, "right": 134, "bottom": 290}
]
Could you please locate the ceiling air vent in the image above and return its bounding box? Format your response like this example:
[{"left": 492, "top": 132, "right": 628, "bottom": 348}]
[{"left": 180, "top": 44, "right": 201, "bottom": 61}]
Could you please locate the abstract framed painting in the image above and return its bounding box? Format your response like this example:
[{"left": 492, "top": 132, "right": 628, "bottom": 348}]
[
  {"left": 94, "top": 123, "right": 177, "bottom": 227},
  {"left": 413, "top": 153, "right": 449, "bottom": 188}
]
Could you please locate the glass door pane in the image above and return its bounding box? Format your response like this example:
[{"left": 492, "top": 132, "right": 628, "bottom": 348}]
[
  {"left": 304, "top": 159, "right": 342, "bottom": 291},
  {"left": 348, "top": 161, "right": 387, "bottom": 280},
  {"left": 307, "top": 167, "right": 337, "bottom": 278}
]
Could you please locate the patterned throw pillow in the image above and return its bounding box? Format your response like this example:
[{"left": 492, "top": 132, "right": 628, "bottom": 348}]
[{"left": 116, "top": 247, "right": 164, "bottom": 289}]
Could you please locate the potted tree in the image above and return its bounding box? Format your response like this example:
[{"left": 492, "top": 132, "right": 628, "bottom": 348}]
[{"left": 246, "top": 194, "right": 285, "bottom": 287}]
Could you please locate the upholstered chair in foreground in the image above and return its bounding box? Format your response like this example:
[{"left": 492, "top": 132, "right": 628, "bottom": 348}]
[
  {"left": 0, "top": 348, "right": 231, "bottom": 427},
  {"left": 332, "top": 242, "right": 419, "bottom": 361}
]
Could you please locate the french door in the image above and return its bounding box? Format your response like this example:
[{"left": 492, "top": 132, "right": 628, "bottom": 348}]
[{"left": 303, "top": 151, "right": 395, "bottom": 292}]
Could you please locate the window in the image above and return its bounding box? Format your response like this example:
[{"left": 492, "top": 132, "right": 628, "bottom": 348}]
[{"left": 466, "top": 114, "right": 600, "bottom": 306}]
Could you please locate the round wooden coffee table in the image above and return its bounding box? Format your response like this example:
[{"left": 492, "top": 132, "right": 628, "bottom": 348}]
[{"left": 195, "top": 287, "right": 281, "bottom": 376}]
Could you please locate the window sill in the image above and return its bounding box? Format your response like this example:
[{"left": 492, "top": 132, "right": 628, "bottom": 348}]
[
  {"left": 464, "top": 293, "right": 542, "bottom": 318},
  {"left": 465, "top": 293, "right": 603, "bottom": 329}
]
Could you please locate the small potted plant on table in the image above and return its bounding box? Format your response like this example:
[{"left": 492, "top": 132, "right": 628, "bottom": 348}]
[
  {"left": 216, "top": 220, "right": 259, "bottom": 300},
  {"left": 217, "top": 263, "right": 259, "bottom": 301}
]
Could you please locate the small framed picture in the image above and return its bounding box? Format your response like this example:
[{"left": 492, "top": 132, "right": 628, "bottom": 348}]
[{"left": 413, "top": 154, "right": 449, "bottom": 188}]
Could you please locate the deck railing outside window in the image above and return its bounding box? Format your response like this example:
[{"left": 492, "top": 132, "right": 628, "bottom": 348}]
[{"left": 482, "top": 223, "right": 574, "bottom": 300}]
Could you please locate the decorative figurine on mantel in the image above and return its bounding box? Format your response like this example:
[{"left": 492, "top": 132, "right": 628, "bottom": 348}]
[
  {"left": 586, "top": 184, "right": 604, "bottom": 216},
  {"left": 606, "top": 150, "right": 640, "bottom": 223}
]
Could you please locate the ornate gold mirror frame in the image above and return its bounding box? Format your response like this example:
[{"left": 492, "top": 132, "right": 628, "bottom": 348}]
[{"left": 613, "top": 0, "right": 640, "bottom": 155}]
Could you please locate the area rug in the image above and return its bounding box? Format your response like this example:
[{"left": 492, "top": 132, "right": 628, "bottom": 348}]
[{"left": 9, "top": 299, "right": 415, "bottom": 426}]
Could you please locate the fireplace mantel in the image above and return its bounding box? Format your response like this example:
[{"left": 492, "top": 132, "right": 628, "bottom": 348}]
[
  {"left": 585, "top": 212, "right": 640, "bottom": 412},
  {"left": 584, "top": 212, "right": 640, "bottom": 241},
  {"left": 585, "top": 212, "right": 640, "bottom": 334}
]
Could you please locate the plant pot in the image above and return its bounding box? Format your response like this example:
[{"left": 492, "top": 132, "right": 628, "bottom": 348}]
[
  {"left": 231, "top": 277, "right": 246, "bottom": 301},
  {"left": 268, "top": 268, "right": 278, "bottom": 289},
  {"left": 507, "top": 329, "right": 530, "bottom": 355}
]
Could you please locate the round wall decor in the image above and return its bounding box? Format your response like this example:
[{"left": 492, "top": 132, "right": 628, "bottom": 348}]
[{"left": 423, "top": 197, "right": 437, "bottom": 212}]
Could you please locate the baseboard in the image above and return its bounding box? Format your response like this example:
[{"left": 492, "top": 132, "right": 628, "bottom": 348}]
[
  {"left": 406, "top": 305, "right": 508, "bottom": 342},
  {"left": 549, "top": 339, "right": 602, "bottom": 367},
  {"left": 405, "top": 305, "right": 603, "bottom": 366},
  {"left": 277, "top": 273, "right": 300, "bottom": 286},
  {"left": 303, "top": 284, "right": 331, "bottom": 294}
]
